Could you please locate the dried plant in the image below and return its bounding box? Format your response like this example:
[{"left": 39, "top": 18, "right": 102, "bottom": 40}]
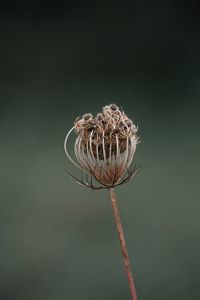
[{"left": 64, "top": 104, "right": 140, "bottom": 300}]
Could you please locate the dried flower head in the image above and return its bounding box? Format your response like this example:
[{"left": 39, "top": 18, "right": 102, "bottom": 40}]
[{"left": 64, "top": 104, "right": 140, "bottom": 189}]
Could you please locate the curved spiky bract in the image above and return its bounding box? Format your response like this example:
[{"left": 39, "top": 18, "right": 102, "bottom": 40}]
[
  {"left": 64, "top": 126, "right": 81, "bottom": 170},
  {"left": 64, "top": 104, "right": 140, "bottom": 189}
]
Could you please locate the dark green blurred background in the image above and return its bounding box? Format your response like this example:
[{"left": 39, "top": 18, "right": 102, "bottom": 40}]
[{"left": 0, "top": 1, "right": 200, "bottom": 299}]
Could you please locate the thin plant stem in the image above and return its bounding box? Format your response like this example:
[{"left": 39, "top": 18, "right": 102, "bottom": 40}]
[{"left": 110, "top": 188, "right": 138, "bottom": 300}]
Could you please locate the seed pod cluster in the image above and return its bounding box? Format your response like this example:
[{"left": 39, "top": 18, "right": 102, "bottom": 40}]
[
  {"left": 74, "top": 104, "right": 138, "bottom": 160},
  {"left": 64, "top": 104, "right": 139, "bottom": 188}
]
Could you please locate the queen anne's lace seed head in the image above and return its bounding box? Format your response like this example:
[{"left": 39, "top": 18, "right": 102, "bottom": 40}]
[{"left": 64, "top": 104, "right": 140, "bottom": 189}]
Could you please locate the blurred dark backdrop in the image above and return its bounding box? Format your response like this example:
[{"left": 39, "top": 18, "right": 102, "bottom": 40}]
[{"left": 0, "top": 1, "right": 200, "bottom": 299}]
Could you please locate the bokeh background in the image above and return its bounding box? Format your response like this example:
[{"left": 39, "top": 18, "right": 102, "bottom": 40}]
[{"left": 0, "top": 1, "right": 200, "bottom": 299}]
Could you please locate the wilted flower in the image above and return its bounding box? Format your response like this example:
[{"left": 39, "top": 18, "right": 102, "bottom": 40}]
[
  {"left": 64, "top": 103, "right": 141, "bottom": 300},
  {"left": 64, "top": 104, "right": 140, "bottom": 189}
]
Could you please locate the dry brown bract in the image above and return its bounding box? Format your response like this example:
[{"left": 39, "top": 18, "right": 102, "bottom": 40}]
[{"left": 64, "top": 104, "right": 140, "bottom": 189}]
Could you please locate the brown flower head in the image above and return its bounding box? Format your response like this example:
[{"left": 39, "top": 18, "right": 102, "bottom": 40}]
[{"left": 64, "top": 104, "right": 140, "bottom": 189}]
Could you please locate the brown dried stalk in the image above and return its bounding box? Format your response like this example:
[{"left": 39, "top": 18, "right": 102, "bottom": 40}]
[{"left": 110, "top": 188, "right": 138, "bottom": 300}]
